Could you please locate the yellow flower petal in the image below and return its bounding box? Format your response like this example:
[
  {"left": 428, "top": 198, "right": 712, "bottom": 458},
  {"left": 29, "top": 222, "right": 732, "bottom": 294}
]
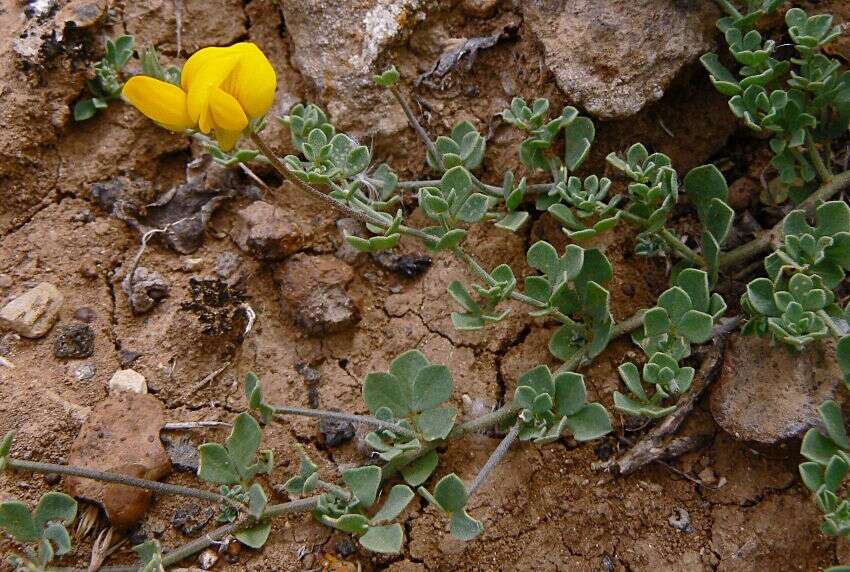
[
  {"left": 181, "top": 46, "right": 229, "bottom": 91},
  {"left": 208, "top": 87, "right": 248, "bottom": 132},
  {"left": 215, "top": 128, "right": 243, "bottom": 151},
  {"left": 229, "top": 43, "right": 277, "bottom": 119},
  {"left": 186, "top": 53, "right": 240, "bottom": 124},
  {"left": 122, "top": 76, "right": 193, "bottom": 132}
]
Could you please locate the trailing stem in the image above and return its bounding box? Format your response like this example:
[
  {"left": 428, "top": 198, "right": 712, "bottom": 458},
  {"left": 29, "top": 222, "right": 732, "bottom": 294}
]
[
  {"left": 273, "top": 405, "right": 418, "bottom": 439},
  {"left": 466, "top": 423, "right": 521, "bottom": 498}
]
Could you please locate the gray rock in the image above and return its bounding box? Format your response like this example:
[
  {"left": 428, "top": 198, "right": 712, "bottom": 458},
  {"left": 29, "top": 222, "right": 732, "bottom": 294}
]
[
  {"left": 0, "top": 282, "right": 64, "bottom": 338},
  {"left": 297, "top": 286, "right": 360, "bottom": 336},
  {"left": 232, "top": 201, "right": 308, "bottom": 261},
  {"left": 161, "top": 434, "right": 200, "bottom": 473},
  {"left": 122, "top": 267, "right": 168, "bottom": 315},
  {"left": 69, "top": 363, "right": 96, "bottom": 381},
  {"left": 522, "top": 0, "right": 719, "bottom": 118},
  {"left": 53, "top": 323, "right": 95, "bottom": 358},
  {"left": 214, "top": 252, "right": 244, "bottom": 287},
  {"left": 281, "top": 0, "right": 412, "bottom": 132},
  {"left": 171, "top": 503, "right": 214, "bottom": 535},
  {"left": 668, "top": 507, "right": 691, "bottom": 532},
  {"left": 320, "top": 417, "right": 356, "bottom": 448},
  {"left": 710, "top": 334, "right": 841, "bottom": 445}
]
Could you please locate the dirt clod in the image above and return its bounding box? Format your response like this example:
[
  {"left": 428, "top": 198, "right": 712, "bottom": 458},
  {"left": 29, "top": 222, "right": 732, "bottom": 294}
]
[
  {"left": 160, "top": 433, "right": 200, "bottom": 473},
  {"left": 319, "top": 417, "right": 356, "bottom": 448},
  {"left": 232, "top": 200, "right": 310, "bottom": 261},
  {"left": 53, "top": 323, "right": 95, "bottom": 358},
  {"left": 122, "top": 267, "right": 169, "bottom": 315},
  {"left": 102, "top": 463, "right": 153, "bottom": 530},
  {"left": 171, "top": 503, "right": 215, "bottom": 536}
]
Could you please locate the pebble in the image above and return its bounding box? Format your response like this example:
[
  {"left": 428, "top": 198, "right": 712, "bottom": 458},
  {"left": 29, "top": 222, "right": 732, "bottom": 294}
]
[
  {"left": 0, "top": 282, "right": 64, "bottom": 338},
  {"left": 668, "top": 507, "right": 691, "bottom": 532},
  {"left": 0, "top": 275, "right": 12, "bottom": 289},
  {"left": 319, "top": 417, "right": 355, "bottom": 448},
  {"left": 73, "top": 307, "right": 97, "bottom": 323},
  {"left": 161, "top": 434, "right": 201, "bottom": 473},
  {"left": 53, "top": 323, "right": 96, "bottom": 358},
  {"left": 108, "top": 369, "right": 148, "bottom": 395},
  {"left": 198, "top": 548, "right": 218, "bottom": 570},
  {"left": 69, "top": 363, "right": 97, "bottom": 381}
]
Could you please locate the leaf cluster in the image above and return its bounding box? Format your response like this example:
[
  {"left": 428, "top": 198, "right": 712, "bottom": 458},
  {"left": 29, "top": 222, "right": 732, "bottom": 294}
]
[
  {"left": 74, "top": 36, "right": 135, "bottom": 122},
  {"left": 0, "top": 491, "right": 77, "bottom": 571}
]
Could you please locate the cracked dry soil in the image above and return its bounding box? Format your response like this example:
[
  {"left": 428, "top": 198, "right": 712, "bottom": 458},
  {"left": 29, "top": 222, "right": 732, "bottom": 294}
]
[{"left": 1, "top": 0, "right": 848, "bottom": 570}]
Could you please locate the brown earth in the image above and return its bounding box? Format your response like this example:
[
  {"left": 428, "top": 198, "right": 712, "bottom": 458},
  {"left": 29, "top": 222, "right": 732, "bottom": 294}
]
[{"left": 0, "top": 0, "right": 848, "bottom": 570}]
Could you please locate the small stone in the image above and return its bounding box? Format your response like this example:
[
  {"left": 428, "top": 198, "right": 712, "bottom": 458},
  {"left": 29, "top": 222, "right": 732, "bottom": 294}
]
[
  {"left": 335, "top": 218, "right": 367, "bottom": 263},
  {"left": 53, "top": 323, "right": 96, "bottom": 358},
  {"left": 181, "top": 258, "right": 204, "bottom": 272},
  {"left": 108, "top": 369, "right": 148, "bottom": 395},
  {"left": 319, "top": 417, "right": 355, "bottom": 448},
  {"left": 0, "top": 282, "right": 64, "bottom": 338},
  {"left": 73, "top": 307, "right": 97, "bottom": 323},
  {"left": 44, "top": 473, "right": 61, "bottom": 486},
  {"left": 161, "top": 434, "right": 200, "bottom": 473},
  {"left": 70, "top": 362, "right": 97, "bottom": 382},
  {"left": 0, "top": 275, "right": 12, "bottom": 289},
  {"left": 122, "top": 267, "right": 169, "bottom": 315},
  {"left": 668, "top": 507, "right": 691, "bottom": 532},
  {"left": 198, "top": 548, "right": 218, "bottom": 570},
  {"left": 461, "top": 0, "right": 498, "bottom": 18},
  {"left": 214, "top": 252, "right": 244, "bottom": 287},
  {"left": 118, "top": 350, "right": 142, "bottom": 368},
  {"left": 335, "top": 538, "right": 356, "bottom": 557},
  {"left": 232, "top": 201, "right": 308, "bottom": 261},
  {"left": 171, "top": 504, "right": 214, "bottom": 535},
  {"left": 698, "top": 467, "right": 716, "bottom": 485}
]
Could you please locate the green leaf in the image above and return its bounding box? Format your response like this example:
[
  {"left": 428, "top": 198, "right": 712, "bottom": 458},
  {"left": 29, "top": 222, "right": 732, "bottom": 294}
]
[
  {"left": 643, "top": 307, "right": 671, "bottom": 338},
  {"left": 411, "top": 365, "right": 454, "bottom": 411},
  {"left": 659, "top": 287, "right": 693, "bottom": 324},
  {"left": 390, "top": 350, "right": 430, "bottom": 389},
  {"left": 0, "top": 502, "right": 39, "bottom": 542},
  {"left": 618, "top": 362, "right": 647, "bottom": 402},
  {"left": 74, "top": 99, "right": 98, "bottom": 121},
  {"left": 700, "top": 53, "right": 741, "bottom": 96},
  {"left": 363, "top": 373, "right": 411, "bottom": 418},
  {"left": 676, "top": 269, "right": 710, "bottom": 313},
  {"left": 678, "top": 310, "right": 713, "bottom": 343},
  {"left": 246, "top": 483, "right": 268, "bottom": 519},
  {"left": 400, "top": 450, "right": 440, "bottom": 486},
  {"left": 838, "top": 336, "right": 850, "bottom": 385},
  {"left": 819, "top": 401, "right": 849, "bottom": 450},
  {"left": 527, "top": 241, "right": 559, "bottom": 279},
  {"left": 450, "top": 509, "right": 483, "bottom": 541},
  {"left": 705, "top": 198, "right": 734, "bottom": 245},
  {"left": 815, "top": 201, "right": 850, "bottom": 238},
  {"left": 553, "top": 372, "right": 587, "bottom": 416},
  {"left": 197, "top": 443, "right": 239, "bottom": 485},
  {"left": 343, "top": 466, "right": 382, "bottom": 507},
  {"left": 746, "top": 278, "right": 779, "bottom": 316},
  {"left": 517, "top": 365, "right": 554, "bottom": 397},
  {"left": 43, "top": 521, "right": 72, "bottom": 556},
  {"left": 33, "top": 493, "right": 77, "bottom": 528},
  {"left": 548, "top": 325, "right": 584, "bottom": 362},
  {"left": 495, "top": 211, "right": 529, "bottom": 232},
  {"left": 801, "top": 428, "right": 840, "bottom": 465},
  {"left": 566, "top": 403, "right": 612, "bottom": 441},
  {"left": 235, "top": 521, "right": 271, "bottom": 548},
  {"left": 371, "top": 485, "right": 415, "bottom": 523},
  {"left": 456, "top": 193, "right": 489, "bottom": 223},
  {"left": 373, "top": 65, "right": 400, "bottom": 87},
  {"left": 800, "top": 461, "right": 825, "bottom": 492},
  {"left": 332, "top": 514, "right": 370, "bottom": 534},
  {"left": 226, "top": 413, "right": 262, "bottom": 476},
  {"left": 359, "top": 523, "right": 404, "bottom": 554},
  {"left": 433, "top": 474, "right": 468, "bottom": 513},
  {"left": 564, "top": 116, "right": 595, "bottom": 171},
  {"left": 415, "top": 407, "right": 457, "bottom": 441},
  {"left": 683, "top": 164, "right": 728, "bottom": 224}
]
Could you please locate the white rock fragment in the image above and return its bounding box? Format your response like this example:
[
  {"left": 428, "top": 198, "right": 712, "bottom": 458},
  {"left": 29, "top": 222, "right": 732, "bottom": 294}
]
[
  {"left": 0, "top": 282, "right": 64, "bottom": 338},
  {"left": 108, "top": 369, "right": 148, "bottom": 395}
]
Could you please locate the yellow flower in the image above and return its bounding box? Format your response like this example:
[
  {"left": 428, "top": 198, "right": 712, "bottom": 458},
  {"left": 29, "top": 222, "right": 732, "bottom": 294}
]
[{"left": 122, "top": 42, "right": 276, "bottom": 151}]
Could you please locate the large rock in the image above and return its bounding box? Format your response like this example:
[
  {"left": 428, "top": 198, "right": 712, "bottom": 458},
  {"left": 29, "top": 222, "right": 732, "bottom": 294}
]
[
  {"left": 0, "top": 282, "right": 64, "bottom": 338},
  {"left": 280, "top": 0, "right": 412, "bottom": 132},
  {"left": 523, "top": 0, "right": 720, "bottom": 118},
  {"left": 709, "top": 334, "right": 841, "bottom": 445},
  {"left": 274, "top": 254, "right": 360, "bottom": 335}
]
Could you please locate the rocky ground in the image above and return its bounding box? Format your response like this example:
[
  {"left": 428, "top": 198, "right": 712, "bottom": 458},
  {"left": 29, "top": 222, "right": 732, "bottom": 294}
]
[{"left": 0, "top": 0, "right": 848, "bottom": 570}]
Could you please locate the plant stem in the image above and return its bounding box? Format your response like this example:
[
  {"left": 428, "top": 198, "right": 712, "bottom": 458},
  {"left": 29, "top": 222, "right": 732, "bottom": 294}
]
[
  {"left": 451, "top": 247, "right": 576, "bottom": 325},
  {"left": 453, "top": 404, "right": 522, "bottom": 437},
  {"left": 715, "top": 0, "right": 742, "bottom": 18},
  {"left": 719, "top": 170, "right": 850, "bottom": 268},
  {"left": 619, "top": 210, "right": 704, "bottom": 266},
  {"left": 818, "top": 310, "right": 846, "bottom": 338},
  {"left": 316, "top": 480, "right": 352, "bottom": 501},
  {"left": 273, "top": 405, "right": 417, "bottom": 439},
  {"left": 466, "top": 423, "right": 520, "bottom": 498},
  {"left": 388, "top": 86, "right": 445, "bottom": 172},
  {"left": 6, "top": 458, "right": 246, "bottom": 513},
  {"left": 809, "top": 140, "right": 832, "bottom": 183},
  {"left": 250, "top": 132, "right": 388, "bottom": 230}
]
